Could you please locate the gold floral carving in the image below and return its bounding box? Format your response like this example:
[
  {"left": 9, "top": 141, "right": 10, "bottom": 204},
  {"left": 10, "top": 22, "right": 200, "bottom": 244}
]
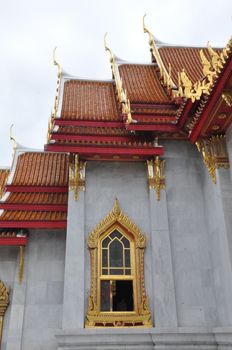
[
  {"left": 85, "top": 199, "right": 152, "bottom": 328},
  {"left": 104, "top": 34, "right": 135, "bottom": 125},
  {"left": 69, "top": 154, "right": 86, "bottom": 201},
  {"left": 196, "top": 134, "right": 229, "bottom": 184},
  {"left": 174, "top": 38, "right": 232, "bottom": 103},
  {"left": 147, "top": 156, "right": 166, "bottom": 200},
  {"left": 0, "top": 280, "right": 10, "bottom": 345}
]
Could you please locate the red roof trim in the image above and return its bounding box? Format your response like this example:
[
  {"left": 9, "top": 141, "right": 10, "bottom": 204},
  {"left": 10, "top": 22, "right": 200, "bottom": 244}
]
[
  {"left": 177, "top": 100, "right": 193, "bottom": 129},
  {"left": 45, "top": 145, "right": 164, "bottom": 156},
  {"left": 55, "top": 119, "right": 124, "bottom": 128},
  {"left": 5, "top": 186, "right": 68, "bottom": 193},
  {"left": 127, "top": 124, "right": 179, "bottom": 132},
  {"left": 132, "top": 115, "right": 177, "bottom": 122},
  {"left": 0, "top": 221, "right": 67, "bottom": 228},
  {"left": 0, "top": 237, "right": 28, "bottom": 246},
  {"left": 190, "top": 57, "right": 232, "bottom": 143},
  {"left": 51, "top": 134, "right": 140, "bottom": 143},
  {"left": 0, "top": 203, "right": 67, "bottom": 211}
]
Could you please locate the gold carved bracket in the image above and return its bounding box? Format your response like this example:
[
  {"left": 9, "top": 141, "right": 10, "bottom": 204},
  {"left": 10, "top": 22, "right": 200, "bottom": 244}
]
[
  {"left": 147, "top": 156, "right": 166, "bottom": 201},
  {"left": 0, "top": 280, "right": 10, "bottom": 345},
  {"left": 85, "top": 199, "right": 152, "bottom": 328},
  {"left": 196, "top": 135, "right": 229, "bottom": 184},
  {"left": 69, "top": 155, "right": 86, "bottom": 201}
]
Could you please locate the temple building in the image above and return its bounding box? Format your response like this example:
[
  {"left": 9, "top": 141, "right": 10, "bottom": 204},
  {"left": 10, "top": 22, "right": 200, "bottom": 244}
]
[{"left": 0, "top": 18, "right": 232, "bottom": 349}]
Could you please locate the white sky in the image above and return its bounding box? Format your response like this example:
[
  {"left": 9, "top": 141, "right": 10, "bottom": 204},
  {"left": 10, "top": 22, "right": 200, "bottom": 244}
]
[{"left": 0, "top": 0, "right": 231, "bottom": 166}]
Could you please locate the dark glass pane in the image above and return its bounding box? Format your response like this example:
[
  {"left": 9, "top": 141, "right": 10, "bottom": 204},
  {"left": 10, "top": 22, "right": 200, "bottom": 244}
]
[
  {"left": 125, "top": 269, "right": 131, "bottom": 275},
  {"left": 121, "top": 236, "right": 130, "bottom": 248},
  {"left": 101, "top": 280, "right": 110, "bottom": 311},
  {"left": 109, "top": 239, "right": 123, "bottom": 267},
  {"left": 110, "top": 230, "right": 122, "bottom": 240},
  {"left": 125, "top": 250, "right": 131, "bottom": 267},
  {"left": 110, "top": 269, "right": 124, "bottom": 275},
  {"left": 102, "top": 249, "right": 108, "bottom": 267},
  {"left": 113, "top": 280, "right": 134, "bottom": 311},
  {"left": 102, "top": 236, "right": 111, "bottom": 248},
  {"left": 102, "top": 268, "right": 108, "bottom": 275}
]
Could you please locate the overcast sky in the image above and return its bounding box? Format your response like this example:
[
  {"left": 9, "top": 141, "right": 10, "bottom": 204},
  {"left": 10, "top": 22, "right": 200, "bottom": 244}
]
[{"left": 0, "top": 0, "right": 231, "bottom": 166}]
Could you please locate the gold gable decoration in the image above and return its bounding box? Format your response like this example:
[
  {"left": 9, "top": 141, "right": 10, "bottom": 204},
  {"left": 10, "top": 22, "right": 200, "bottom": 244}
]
[
  {"left": 174, "top": 37, "right": 232, "bottom": 103},
  {"left": 0, "top": 280, "right": 10, "bottom": 345},
  {"left": 85, "top": 199, "right": 152, "bottom": 328}
]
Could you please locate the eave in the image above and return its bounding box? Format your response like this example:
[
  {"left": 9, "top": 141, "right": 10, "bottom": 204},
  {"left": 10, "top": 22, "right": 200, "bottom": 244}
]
[
  {"left": 45, "top": 144, "right": 164, "bottom": 159},
  {"left": 5, "top": 186, "right": 68, "bottom": 193},
  {"left": 0, "top": 236, "right": 28, "bottom": 246},
  {"left": 190, "top": 56, "right": 232, "bottom": 143},
  {"left": 0, "top": 221, "right": 67, "bottom": 229},
  {"left": 0, "top": 203, "right": 67, "bottom": 211}
]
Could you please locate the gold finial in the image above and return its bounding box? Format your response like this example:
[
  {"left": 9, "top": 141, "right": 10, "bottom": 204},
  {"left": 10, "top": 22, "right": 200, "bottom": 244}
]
[
  {"left": 143, "top": 14, "right": 153, "bottom": 43},
  {"left": 53, "top": 47, "right": 62, "bottom": 78},
  {"left": 113, "top": 198, "right": 121, "bottom": 217},
  {"left": 104, "top": 32, "right": 114, "bottom": 64},
  {"left": 9, "top": 124, "right": 17, "bottom": 150}
]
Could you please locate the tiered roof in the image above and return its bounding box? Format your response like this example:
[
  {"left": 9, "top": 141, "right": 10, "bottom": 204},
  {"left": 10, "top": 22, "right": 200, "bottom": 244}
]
[
  {"left": 0, "top": 151, "right": 68, "bottom": 229},
  {"left": 0, "top": 19, "right": 231, "bottom": 234}
]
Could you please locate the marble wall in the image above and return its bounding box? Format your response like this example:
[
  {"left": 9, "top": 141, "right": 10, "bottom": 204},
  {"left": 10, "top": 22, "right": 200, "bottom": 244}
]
[{"left": 1, "top": 139, "right": 232, "bottom": 349}]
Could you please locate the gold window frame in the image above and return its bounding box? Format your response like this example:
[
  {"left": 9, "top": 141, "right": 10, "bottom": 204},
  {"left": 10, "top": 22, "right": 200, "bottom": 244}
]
[{"left": 85, "top": 199, "right": 152, "bottom": 328}]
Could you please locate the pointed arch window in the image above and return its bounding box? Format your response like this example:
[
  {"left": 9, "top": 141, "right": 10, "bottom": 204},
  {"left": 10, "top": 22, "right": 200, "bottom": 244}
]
[{"left": 85, "top": 199, "right": 152, "bottom": 328}]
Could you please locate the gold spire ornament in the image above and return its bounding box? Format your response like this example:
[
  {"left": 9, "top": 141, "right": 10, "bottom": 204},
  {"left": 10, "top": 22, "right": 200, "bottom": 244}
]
[
  {"left": 0, "top": 280, "right": 10, "bottom": 346},
  {"left": 47, "top": 47, "right": 62, "bottom": 143}
]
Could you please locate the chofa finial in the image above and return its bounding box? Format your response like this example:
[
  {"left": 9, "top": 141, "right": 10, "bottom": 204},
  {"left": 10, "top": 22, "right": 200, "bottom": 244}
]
[
  {"left": 53, "top": 47, "right": 62, "bottom": 78},
  {"left": 9, "top": 124, "right": 17, "bottom": 150}
]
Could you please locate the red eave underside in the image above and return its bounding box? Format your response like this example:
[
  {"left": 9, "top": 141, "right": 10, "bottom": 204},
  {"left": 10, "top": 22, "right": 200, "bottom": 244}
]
[
  {"left": 55, "top": 119, "right": 124, "bottom": 128},
  {"left": 0, "top": 237, "right": 28, "bottom": 246},
  {"left": 45, "top": 145, "right": 164, "bottom": 156},
  {"left": 5, "top": 186, "right": 68, "bottom": 193},
  {"left": 190, "top": 57, "right": 232, "bottom": 143},
  {"left": 0, "top": 221, "right": 67, "bottom": 228},
  {"left": 0, "top": 203, "right": 67, "bottom": 211},
  {"left": 127, "top": 124, "right": 179, "bottom": 132}
]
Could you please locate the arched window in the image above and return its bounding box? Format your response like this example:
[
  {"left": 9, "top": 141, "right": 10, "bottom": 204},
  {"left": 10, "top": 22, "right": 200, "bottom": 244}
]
[{"left": 85, "top": 199, "right": 152, "bottom": 328}]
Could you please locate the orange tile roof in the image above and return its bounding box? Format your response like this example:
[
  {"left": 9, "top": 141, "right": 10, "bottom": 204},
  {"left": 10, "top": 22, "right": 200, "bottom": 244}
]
[
  {"left": 159, "top": 47, "right": 222, "bottom": 85},
  {"left": 12, "top": 152, "right": 69, "bottom": 187},
  {"left": 5, "top": 192, "right": 67, "bottom": 205},
  {"left": 61, "top": 80, "right": 119, "bottom": 121},
  {"left": 0, "top": 169, "right": 9, "bottom": 195},
  {"left": 118, "top": 64, "right": 171, "bottom": 103},
  {"left": 0, "top": 211, "right": 67, "bottom": 221}
]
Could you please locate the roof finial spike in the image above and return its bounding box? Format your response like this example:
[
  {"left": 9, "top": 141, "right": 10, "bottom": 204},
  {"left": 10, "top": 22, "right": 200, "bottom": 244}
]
[
  {"left": 143, "top": 14, "right": 147, "bottom": 33},
  {"left": 113, "top": 198, "right": 121, "bottom": 217},
  {"left": 9, "top": 124, "right": 17, "bottom": 150},
  {"left": 53, "top": 47, "right": 62, "bottom": 78},
  {"left": 104, "top": 32, "right": 115, "bottom": 64}
]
